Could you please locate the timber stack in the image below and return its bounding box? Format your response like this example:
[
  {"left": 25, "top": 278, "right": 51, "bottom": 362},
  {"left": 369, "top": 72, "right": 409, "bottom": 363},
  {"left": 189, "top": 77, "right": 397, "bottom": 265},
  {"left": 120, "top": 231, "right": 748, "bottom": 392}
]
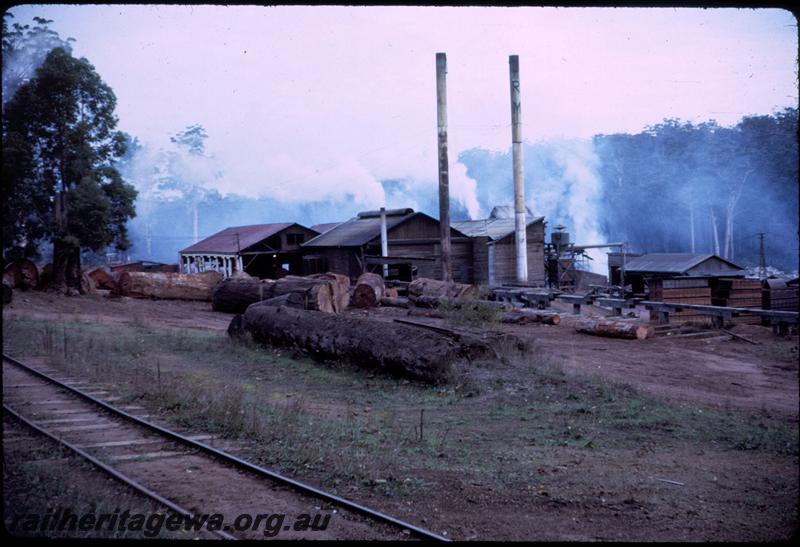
[
  {"left": 118, "top": 271, "right": 223, "bottom": 301},
  {"left": 351, "top": 272, "right": 384, "bottom": 308}
]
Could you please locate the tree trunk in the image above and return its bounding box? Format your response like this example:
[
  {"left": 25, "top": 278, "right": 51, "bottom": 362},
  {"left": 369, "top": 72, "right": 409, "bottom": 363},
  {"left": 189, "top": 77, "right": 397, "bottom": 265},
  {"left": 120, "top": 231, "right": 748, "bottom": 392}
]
[
  {"left": 574, "top": 318, "right": 654, "bottom": 340},
  {"left": 710, "top": 208, "right": 720, "bottom": 255},
  {"left": 212, "top": 277, "right": 277, "bottom": 313},
  {"left": 51, "top": 238, "right": 82, "bottom": 293},
  {"left": 308, "top": 272, "right": 351, "bottom": 311},
  {"left": 2, "top": 282, "right": 12, "bottom": 304},
  {"left": 273, "top": 275, "right": 337, "bottom": 313},
  {"left": 500, "top": 310, "right": 561, "bottom": 325},
  {"left": 408, "top": 277, "right": 479, "bottom": 301},
  {"left": 118, "top": 271, "right": 223, "bottom": 300},
  {"left": 237, "top": 305, "right": 490, "bottom": 384},
  {"left": 351, "top": 272, "right": 385, "bottom": 308}
]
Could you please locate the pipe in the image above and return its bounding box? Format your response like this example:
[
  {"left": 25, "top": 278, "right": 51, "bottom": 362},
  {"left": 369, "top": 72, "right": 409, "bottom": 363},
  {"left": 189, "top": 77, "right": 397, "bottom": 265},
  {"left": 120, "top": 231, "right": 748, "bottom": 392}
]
[
  {"left": 436, "top": 52, "right": 453, "bottom": 282},
  {"left": 509, "top": 55, "right": 527, "bottom": 283},
  {"left": 380, "top": 207, "right": 389, "bottom": 278}
]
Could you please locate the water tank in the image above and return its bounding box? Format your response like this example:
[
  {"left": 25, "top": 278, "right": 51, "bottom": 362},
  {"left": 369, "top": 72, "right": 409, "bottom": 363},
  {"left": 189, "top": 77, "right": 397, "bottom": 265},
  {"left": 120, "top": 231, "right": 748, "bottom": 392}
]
[{"left": 551, "top": 230, "right": 570, "bottom": 248}]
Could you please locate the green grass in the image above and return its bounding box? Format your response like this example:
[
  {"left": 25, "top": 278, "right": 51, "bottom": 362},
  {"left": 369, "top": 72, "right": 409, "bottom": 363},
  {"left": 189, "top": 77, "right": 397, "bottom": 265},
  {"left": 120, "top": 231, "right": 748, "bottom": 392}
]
[{"left": 3, "top": 315, "right": 797, "bottom": 503}]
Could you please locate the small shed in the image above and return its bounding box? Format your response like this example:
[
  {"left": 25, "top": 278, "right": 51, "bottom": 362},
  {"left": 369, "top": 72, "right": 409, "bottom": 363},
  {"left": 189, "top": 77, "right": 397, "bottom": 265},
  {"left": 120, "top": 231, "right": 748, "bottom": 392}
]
[
  {"left": 301, "top": 208, "right": 473, "bottom": 282},
  {"left": 452, "top": 206, "right": 546, "bottom": 287},
  {"left": 179, "top": 223, "right": 319, "bottom": 279},
  {"left": 622, "top": 253, "right": 744, "bottom": 294}
]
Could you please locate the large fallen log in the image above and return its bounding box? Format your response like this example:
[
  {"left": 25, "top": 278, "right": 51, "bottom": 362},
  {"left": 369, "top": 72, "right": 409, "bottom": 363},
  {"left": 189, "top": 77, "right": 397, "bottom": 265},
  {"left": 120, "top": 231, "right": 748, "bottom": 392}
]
[
  {"left": 3, "top": 259, "right": 39, "bottom": 290},
  {"left": 248, "top": 292, "right": 306, "bottom": 310},
  {"left": 117, "top": 271, "right": 223, "bottom": 301},
  {"left": 408, "top": 277, "right": 479, "bottom": 301},
  {"left": 500, "top": 310, "right": 561, "bottom": 325},
  {"left": 87, "top": 267, "right": 118, "bottom": 291},
  {"left": 574, "top": 318, "right": 654, "bottom": 340},
  {"left": 273, "top": 275, "right": 338, "bottom": 313},
  {"left": 380, "top": 296, "right": 411, "bottom": 308},
  {"left": 308, "top": 272, "right": 351, "bottom": 311},
  {"left": 237, "top": 305, "right": 489, "bottom": 384},
  {"left": 212, "top": 277, "right": 277, "bottom": 313},
  {"left": 351, "top": 272, "right": 385, "bottom": 308}
]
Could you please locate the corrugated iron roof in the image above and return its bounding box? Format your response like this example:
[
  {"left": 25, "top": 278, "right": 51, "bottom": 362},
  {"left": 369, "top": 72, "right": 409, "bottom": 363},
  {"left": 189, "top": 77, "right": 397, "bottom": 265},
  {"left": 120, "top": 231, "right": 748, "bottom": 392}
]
[
  {"left": 451, "top": 216, "right": 544, "bottom": 241},
  {"left": 622, "top": 253, "right": 743, "bottom": 274},
  {"left": 303, "top": 211, "right": 417, "bottom": 248},
  {"left": 180, "top": 223, "right": 296, "bottom": 254},
  {"left": 310, "top": 222, "right": 343, "bottom": 234}
]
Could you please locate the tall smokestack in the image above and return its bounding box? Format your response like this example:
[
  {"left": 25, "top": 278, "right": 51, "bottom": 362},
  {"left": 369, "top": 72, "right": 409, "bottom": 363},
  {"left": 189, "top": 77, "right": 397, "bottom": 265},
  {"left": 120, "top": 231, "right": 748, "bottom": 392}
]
[
  {"left": 436, "top": 52, "right": 453, "bottom": 282},
  {"left": 380, "top": 207, "right": 389, "bottom": 278},
  {"left": 509, "top": 54, "right": 528, "bottom": 283}
]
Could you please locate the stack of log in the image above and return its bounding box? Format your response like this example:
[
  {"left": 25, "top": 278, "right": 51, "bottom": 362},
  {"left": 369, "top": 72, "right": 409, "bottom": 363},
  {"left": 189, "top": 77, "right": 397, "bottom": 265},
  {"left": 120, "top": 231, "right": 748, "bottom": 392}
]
[
  {"left": 212, "top": 272, "right": 350, "bottom": 313},
  {"left": 87, "top": 266, "right": 119, "bottom": 292},
  {"left": 408, "top": 277, "right": 479, "bottom": 302},
  {"left": 3, "top": 259, "right": 40, "bottom": 290},
  {"left": 351, "top": 272, "right": 384, "bottom": 308},
  {"left": 231, "top": 304, "right": 493, "bottom": 384},
  {"left": 118, "top": 271, "right": 224, "bottom": 301}
]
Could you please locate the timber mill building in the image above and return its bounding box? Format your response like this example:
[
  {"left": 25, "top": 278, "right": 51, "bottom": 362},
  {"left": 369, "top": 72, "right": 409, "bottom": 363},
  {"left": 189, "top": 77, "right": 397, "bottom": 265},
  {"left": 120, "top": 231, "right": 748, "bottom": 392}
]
[{"left": 178, "top": 223, "right": 320, "bottom": 278}]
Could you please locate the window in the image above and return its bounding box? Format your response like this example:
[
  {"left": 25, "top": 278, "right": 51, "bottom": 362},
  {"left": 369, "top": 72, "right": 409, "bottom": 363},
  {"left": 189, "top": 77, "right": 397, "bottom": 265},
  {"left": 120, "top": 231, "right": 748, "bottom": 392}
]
[{"left": 286, "top": 233, "right": 305, "bottom": 245}]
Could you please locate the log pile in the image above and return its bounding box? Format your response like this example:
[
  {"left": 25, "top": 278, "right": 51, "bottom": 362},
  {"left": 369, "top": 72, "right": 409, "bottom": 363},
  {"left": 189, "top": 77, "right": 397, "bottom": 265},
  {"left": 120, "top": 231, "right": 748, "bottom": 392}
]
[
  {"left": 273, "top": 275, "right": 347, "bottom": 313},
  {"left": 308, "top": 272, "right": 351, "bottom": 311},
  {"left": 117, "top": 271, "right": 223, "bottom": 301},
  {"left": 408, "top": 277, "right": 479, "bottom": 302},
  {"left": 380, "top": 296, "right": 411, "bottom": 308},
  {"left": 87, "top": 267, "right": 119, "bottom": 292},
  {"left": 351, "top": 272, "right": 384, "bottom": 308},
  {"left": 235, "top": 305, "right": 491, "bottom": 383},
  {"left": 212, "top": 276, "right": 277, "bottom": 313},
  {"left": 574, "top": 318, "right": 654, "bottom": 340},
  {"left": 3, "top": 259, "right": 39, "bottom": 290}
]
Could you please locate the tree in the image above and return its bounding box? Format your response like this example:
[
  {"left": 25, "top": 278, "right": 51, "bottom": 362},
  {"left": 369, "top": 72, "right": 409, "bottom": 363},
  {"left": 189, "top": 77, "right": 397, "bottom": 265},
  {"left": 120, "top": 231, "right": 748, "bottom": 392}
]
[
  {"left": 2, "top": 13, "right": 75, "bottom": 106},
  {"left": 2, "top": 47, "right": 137, "bottom": 291}
]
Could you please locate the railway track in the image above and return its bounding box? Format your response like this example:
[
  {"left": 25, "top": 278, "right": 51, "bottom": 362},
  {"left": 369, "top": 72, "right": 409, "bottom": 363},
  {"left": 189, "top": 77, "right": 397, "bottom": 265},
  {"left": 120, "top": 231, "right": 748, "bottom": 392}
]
[{"left": 2, "top": 353, "right": 449, "bottom": 541}]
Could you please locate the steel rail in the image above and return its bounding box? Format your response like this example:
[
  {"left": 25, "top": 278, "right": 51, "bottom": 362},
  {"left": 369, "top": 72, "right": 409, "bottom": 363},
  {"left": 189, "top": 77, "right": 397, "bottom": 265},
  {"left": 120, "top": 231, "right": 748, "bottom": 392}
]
[
  {"left": 3, "top": 353, "right": 450, "bottom": 542},
  {"left": 3, "top": 403, "right": 236, "bottom": 540}
]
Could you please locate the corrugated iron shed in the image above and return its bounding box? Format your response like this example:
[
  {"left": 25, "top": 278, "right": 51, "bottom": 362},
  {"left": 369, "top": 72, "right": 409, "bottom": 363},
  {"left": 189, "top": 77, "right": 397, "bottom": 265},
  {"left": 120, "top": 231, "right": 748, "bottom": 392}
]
[
  {"left": 303, "top": 210, "right": 421, "bottom": 248},
  {"left": 180, "top": 223, "right": 295, "bottom": 254},
  {"left": 623, "top": 253, "right": 743, "bottom": 275},
  {"left": 451, "top": 216, "right": 544, "bottom": 241}
]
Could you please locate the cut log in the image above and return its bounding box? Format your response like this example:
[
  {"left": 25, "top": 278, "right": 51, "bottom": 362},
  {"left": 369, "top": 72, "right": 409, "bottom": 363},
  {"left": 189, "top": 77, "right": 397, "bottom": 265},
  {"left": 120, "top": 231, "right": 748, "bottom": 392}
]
[
  {"left": 408, "top": 277, "right": 479, "bottom": 301},
  {"left": 500, "top": 310, "right": 561, "bottom": 325},
  {"left": 380, "top": 296, "right": 411, "bottom": 308},
  {"left": 3, "top": 259, "right": 39, "bottom": 290},
  {"left": 575, "top": 318, "right": 654, "bottom": 340},
  {"left": 212, "top": 277, "right": 277, "bottom": 313},
  {"left": 351, "top": 272, "right": 385, "bottom": 308},
  {"left": 273, "top": 275, "right": 336, "bottom": 313},
  {"left": 2, "top": 281, "right": 11, "bottom": 304},
  {"left": 411, "top": 294, "right": 444, "bottom": 309},
  {"left": 384, "top": 287, "right": 399, "bottom": 298},
  {"left": 87, "top": 267, "right": 119, "bottom": 291},
  {"left": 308, "top": 272, "right": 351, "bottom": 311},
  {"left": 248, "top": 292, "right": 306, "bottom": 310},
  {"left": 80, "top": 272, "right": 96, "bottom": 295},
  {"left": 117, "top": 271, "right": 223, "bottom": 301},
  {"left": 237, "top": 305, "right": 490, "bottom": 384}
]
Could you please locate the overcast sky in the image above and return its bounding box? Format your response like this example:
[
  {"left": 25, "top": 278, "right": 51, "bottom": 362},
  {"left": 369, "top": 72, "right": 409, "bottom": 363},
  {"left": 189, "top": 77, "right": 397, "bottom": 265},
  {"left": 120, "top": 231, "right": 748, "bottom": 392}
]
[{"left": 7, "top": 5, "right": 798, "bottom": 204}]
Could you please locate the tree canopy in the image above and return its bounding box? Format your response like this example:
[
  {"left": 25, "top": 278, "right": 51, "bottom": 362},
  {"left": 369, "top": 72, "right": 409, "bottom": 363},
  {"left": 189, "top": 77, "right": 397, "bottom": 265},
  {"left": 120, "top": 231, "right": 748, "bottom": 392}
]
[{"left": 2, "top": 45, "right": 137, "bottom": 287}]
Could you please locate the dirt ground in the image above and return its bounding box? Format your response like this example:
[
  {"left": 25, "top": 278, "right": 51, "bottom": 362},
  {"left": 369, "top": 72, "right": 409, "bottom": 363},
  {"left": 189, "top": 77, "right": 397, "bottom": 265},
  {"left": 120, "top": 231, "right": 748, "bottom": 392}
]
[{"left": 3, "top": 291, "right": 798, "bottom": 541}]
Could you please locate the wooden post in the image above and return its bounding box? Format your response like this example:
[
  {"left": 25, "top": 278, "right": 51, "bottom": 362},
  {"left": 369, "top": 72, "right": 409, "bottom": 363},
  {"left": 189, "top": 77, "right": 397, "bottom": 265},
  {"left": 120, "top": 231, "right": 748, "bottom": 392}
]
[
  {"left": 436, "top": 52, "right": 453, "bottom": 282},
  {"left": 380, "top": 207, "right": 389, "bottom": 278},
  {"left": 488, "top": 241, "right": 496, "bottom": 287},
  {"left": 509, "top": 55, "right": 528, "bottom": 283}
]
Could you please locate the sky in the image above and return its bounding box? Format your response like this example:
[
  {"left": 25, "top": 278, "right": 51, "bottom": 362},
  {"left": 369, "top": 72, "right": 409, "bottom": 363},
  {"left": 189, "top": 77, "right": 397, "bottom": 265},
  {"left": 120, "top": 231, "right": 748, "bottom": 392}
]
[{"left": 6, "top": 4, "right": 799, "bottom": 218}]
